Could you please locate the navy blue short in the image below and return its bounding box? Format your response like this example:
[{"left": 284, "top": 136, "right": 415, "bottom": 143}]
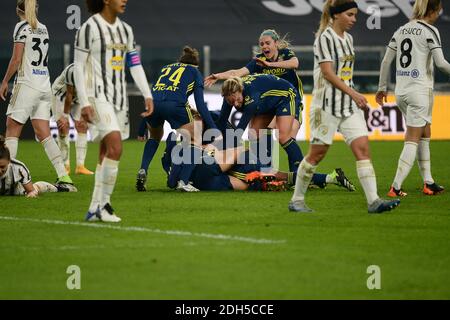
[
  {"left": 191, "top": 157, "right": 233, "bottom": 191},
  {"left": 146, "top": 100, "right": 194, "bottom": 129}
]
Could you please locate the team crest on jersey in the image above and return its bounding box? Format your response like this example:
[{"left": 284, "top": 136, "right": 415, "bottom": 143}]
[
  {"left": 110, "top": 56, "right": 124, "bottom": 71},
  {"left": 244, "top": 96, "right": 254, "bottom": 105},
  {"left": 340, "top": 67, "right": 353, "bottom": 81}
]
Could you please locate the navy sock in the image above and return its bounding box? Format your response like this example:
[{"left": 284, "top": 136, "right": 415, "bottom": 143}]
[
  {"left": 281, "top": 138, "right": 303, "bottom": 172},
  {"left": 311, "top": 173, "right": 327, "bottom": 188},
  {"left": 179, "top": 145, "right": 203, "bottom": 184},
  {"left": 259, "top": 129, "right": 272, "bottom": 168},
  {"left": 140, "top": 139, "right": 160, "bottom": 172}
]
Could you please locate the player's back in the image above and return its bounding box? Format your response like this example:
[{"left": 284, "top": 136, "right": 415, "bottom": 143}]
[
  {"left": 393, "top": 20, "right": 441, "bottom": 95},
  {"left": 52, "top": 64, "right": 76, "bottom": 102},
  {"left": 152, "top": 63, "right": 202, "bottom": 104},
  {"left": 14, "top": 20, "right": 50, "bottom": 92}
]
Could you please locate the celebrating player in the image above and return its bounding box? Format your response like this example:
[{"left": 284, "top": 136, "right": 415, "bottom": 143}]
[
  {"left": 135, "top": 46, "right": 219, "bottom": 192},
  {"left": 289, "top": 0, "right": 400, "bottom": 213},
  {"left": 0, "top": 135, "right": 77, "bottom": 197},
  {"left": 52, "top": 63, "right": 94, "bottom": 175},
  {"left": 75, "top": 0, "right": 154, "bottom": 222},
  {"left": 205, "top": 29, "right": 304, "bottom": 171},
  {"left": 376, "top": 0, "right": 449, "bottom": 197},
  {"left": 0, "top": 0, "right": 73, "bottom": 187}
]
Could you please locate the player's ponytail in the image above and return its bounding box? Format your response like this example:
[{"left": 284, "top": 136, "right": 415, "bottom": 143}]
[
  {"left": 0, "top": 135, "right": 11, "bottom": 161},
  {"left": 178, "top": 46, "right": 200, "bottom": 66},
  {"left": 221, "top": 77, "right": 244, "bottom": 97},
  {"left": 17, "top": 0, "right": 38, "bottom": 30},
  {"left": 317, "top": 0, "right": 333, "bottom": 37},
  {"left": 412, "top": 0, "right": 441, "bottom": 19},
  {"left": 316, "top": 0, "right": 356, "bottom": 37}
]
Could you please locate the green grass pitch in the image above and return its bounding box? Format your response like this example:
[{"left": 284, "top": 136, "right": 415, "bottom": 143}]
[{"left": 0, "top": 140, "right": 449, "bottom": 299}]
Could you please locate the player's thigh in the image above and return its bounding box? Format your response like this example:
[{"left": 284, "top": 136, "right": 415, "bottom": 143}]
[
  {"left": 249, "top": 114, "right": 274, "bottom": 139},
  {"left": 6, "top": 84, "right": 41, "bottom": 125},
  {"left": 31, "top": 90, "right": 52, "bottom": 122},
  {"left": 339, "top": 109, "right": 369, "bottom": 146},
  {"left": 309, "top": 106, "right": 339, "bottom": 146},
  {"left": 92, "top": 99, "right": 123, "bottom": 142}
]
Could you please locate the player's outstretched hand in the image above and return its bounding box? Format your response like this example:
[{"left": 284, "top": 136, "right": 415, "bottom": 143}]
[
  {"left": 0, "top": 81, "right": 9, "bottom": 101},
  {"left": 141, "top": 98, "right": 154, "bottom": 117},
  {"left": 255, "top": 57, "right": 271, "bottom": 67},
  {"left": 81, "top": 106, "right": 95, "bottom": 123},
  {"left": 375, "top": 91, "right": 387, "bottom": 107},
  {"left": 204, "top": 74, "right": 218, "bottom": 87}
]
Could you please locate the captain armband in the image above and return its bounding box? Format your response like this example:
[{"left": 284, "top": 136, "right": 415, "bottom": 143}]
[{"left": 126, "top": 50, "right": 142, "bottom": 68}]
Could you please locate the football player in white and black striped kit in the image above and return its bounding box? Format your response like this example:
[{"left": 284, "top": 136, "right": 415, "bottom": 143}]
[
  {"left": 377, "top": 0, "right": 450, "bottom": 197},
  {"left": 0, "top": 0, "right": 73, "bottom": 187},
  {"left": 289, "top": 0, "right": 400, "bottom": 214},
  {"left": 0, "top": 136, "right": 77, "bottom": 197},
  {"left": 74, "top": 0, "right": 154, "bottom": 222},
  {"left": 52, "top": 63, "right": 94, "bottom": 176}
]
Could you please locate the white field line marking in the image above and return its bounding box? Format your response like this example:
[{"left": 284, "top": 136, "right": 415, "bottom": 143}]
[{"left": 0, "top": 216, "right": 286, "bottom": 245}]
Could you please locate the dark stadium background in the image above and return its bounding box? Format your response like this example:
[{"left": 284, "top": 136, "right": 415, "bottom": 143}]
[{"left": 1, "top": 0, "right": 449, "bottom": 137}]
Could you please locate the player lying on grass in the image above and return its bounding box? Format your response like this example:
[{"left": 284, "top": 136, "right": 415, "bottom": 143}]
[
  {"left": 162, "top": 132, "right": 290, "bottom": 192},
  {"left": 0, "top": 135, "right": 77, "bottom": 197}
]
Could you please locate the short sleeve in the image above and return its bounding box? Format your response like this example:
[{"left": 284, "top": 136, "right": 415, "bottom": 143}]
[
  {"left": 13, "top": 22, "right": 28, "bottom": 43},
  {"left": 388, "top": 29, "right": 399, "bottom": 51},
  {"left": 315, "top": 33, "right": 333, "bottom": 63},
  {"left": 245, "top": 59, "right": 258, "bottom": 73},
  {"left": 65, "top": 65, "right": 75, "bottom": 87},
  {"left": 284, "top": 49, "right": 297, "bottom": 60},
  {"left": 425, "top": 26, "right": 442, "bottom": 51}
]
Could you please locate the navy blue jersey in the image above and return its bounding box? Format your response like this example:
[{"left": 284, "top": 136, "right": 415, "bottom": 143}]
[
  {"left": 218, "top": 74, "right": 298, "bottom": 132},
  {"left": 245, "top": 48, "right": 303, "bottom": 98},
  {"left": 151, "top": 62, "right": 216, "bottom": 129}
]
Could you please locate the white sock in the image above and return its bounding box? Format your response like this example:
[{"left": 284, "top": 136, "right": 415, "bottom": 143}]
[
  {"left": 89, "top": 163, "right": 103, "bottom": 212},
  {"left": 326, "top": 174, "right": 334, "bottom": 184},
  {"left": 58, "top": 134, "right": 70, "bottom": 166},
  {"left": 392, "top": 141, "right": 418, "bottom": 190},
  {"left": 5, "top": 137, "right": 19, "bottom": 159},
  {"left": 100, "top": 158, "right": 119, "bottom": 207},
  {"left": 291, "top": 159, "right": 317, "bottom": 202},
  {"left": 417, "top": 138, "right": 434, "bottom": 185},
  {"left": 76, "top": 133, "right": 88, "bottom": 167},
  {"left": 41, "top": 136, "right": 67, "bottom": 178},
  {"left": 33, "top": 181, "right": 58, "bottom": 194},
  {"left": 356, "top": 160, "right": 379, "bottom": 205}
]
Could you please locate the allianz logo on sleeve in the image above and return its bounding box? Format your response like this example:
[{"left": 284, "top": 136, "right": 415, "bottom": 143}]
[{"left": 261, "top": 0, "right": 416, "bottom": 18}]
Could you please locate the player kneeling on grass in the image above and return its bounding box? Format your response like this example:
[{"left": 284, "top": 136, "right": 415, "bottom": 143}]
[
  {"left": 51, "top": 63, "right": 94, "bottom": 176},
  {"left": 0, "top": 135, "right": 77, "bottom": 197}
]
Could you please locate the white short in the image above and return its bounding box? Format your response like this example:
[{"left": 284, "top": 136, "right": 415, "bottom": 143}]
[
  {"left": 310, "top": 107, "right": 368, "bottom": 145},
  {"left": 395, "top": 91, "right": 433, "bottom": 127},
  {"left": 51, "top": 96, "right": 82, "bottom": 122},
  {"left": 89, "top": 98, "right": 129, "bottom": 142},
  {"left": 6, "top": 83, "right": 52, "bottom": 124}
]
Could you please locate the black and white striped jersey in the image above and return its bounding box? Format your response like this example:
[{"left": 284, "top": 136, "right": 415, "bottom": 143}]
[
  {"left": 74, "top": 13, "right": 136, "bottom": 110},
  {"left": 52, "top": 63, "right": 78, "bottom": 104},
  {"left": 13, "top": 20, "right": 51, "bottom": 93},
  {"left": 312, "top": 26, "right": 356, "bottom": 118},
  {"left": 0, "top": 160, "right": 32, "bottom": 196},
  {"left": 389, "top": 20, "right": 441, "bottom": 95}
]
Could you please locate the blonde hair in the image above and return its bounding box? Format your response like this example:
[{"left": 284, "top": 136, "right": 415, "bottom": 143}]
[
  {"left": 257, "top": 29, "right": 291, "bottom": 53},
  {"left": 316, "top": 0, "right": 355, "bottom": 37},
  {"left": 17, "top": 0, "right": 38, "bottom": 29},
  {"left": 221, "top": 77, "right": 244, "bottom": 97},
  {"left": 412, "top": 0, "right": 441, "bottom": 19}
]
